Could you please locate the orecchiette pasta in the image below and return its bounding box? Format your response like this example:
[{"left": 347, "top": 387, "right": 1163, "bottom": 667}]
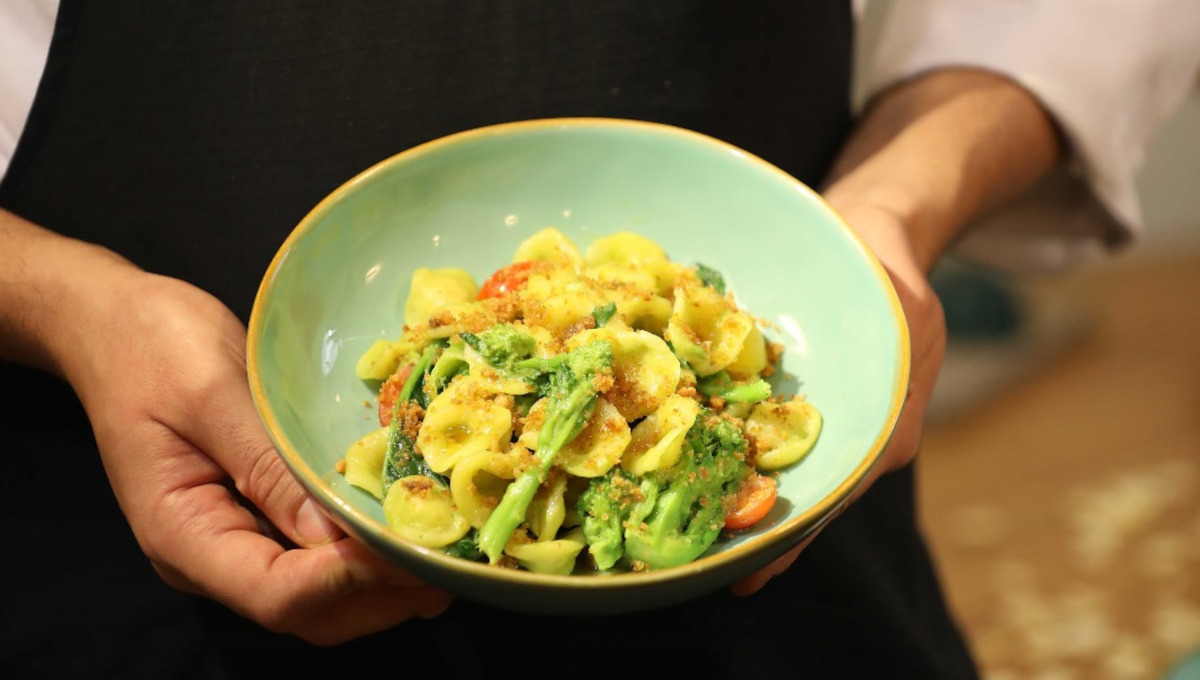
[
  {"left": 744, "top": 399, "right": 823, "bottom": 471},
  {"left": 404, "top": 267, "right": 479, "bottom": 327},
  {"left": 584, "top": 231, "right": 675, "bottom": 295},
  {"left": 417, "top": 376, "right": 513, "bottom": 474},
  {"left": 566, "top": 326, "right": 679, "bottom": 421},
  {"left": 513, "top": 227, "right": 585, "bottom": 268},
  {"left": 519, "top": 276, "right": 604, "bottom": 342},
  {"left": 725, "top": 324, "right": 769, "bottom": 379},
  {"left": 449, "top": 447, "right": 526, "bottom": 529},
  {"left": 524, "top": 471, "right": 569, "bottom": 541},
  {"left": 383, "top": 474, "right": 471, "bottom": 548},
  {"left": 621, "top": 394, "right": 701, "bottom": 475},
  {"left": 340, "top": 227, "right": 823, "bottom": 575},
  {"left": 520, "top": 396, "right": 631, "bottom": 478},
  {"left": 355, "top": 337, "right": 410, "bottom": 381},
  {"left": 505, "top": 527, "right": 588, "bottom": 575},
  {"left": 666, "top": 279, "right": 756, "bottom": 376},
  {"left": 343, "top": 426, "right": 390, "bottom": 499}
]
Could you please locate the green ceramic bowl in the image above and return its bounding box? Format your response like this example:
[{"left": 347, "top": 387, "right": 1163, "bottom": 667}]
[{"left": 247, "top": 118, "right": 909, "bottom": 616}]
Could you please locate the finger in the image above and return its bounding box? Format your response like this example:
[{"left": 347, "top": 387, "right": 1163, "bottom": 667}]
[
  {"left": 729, "top": 496, "right": 854, "bottom": 596},
  {"left": 729, "top": 536, "right": 811, "bottom": 597},
  {"left": 156, "top": 481, "right": 449, "bottom": 643},
  {"left": 170, "top": 360, "right": 343, "bottom": 548}
]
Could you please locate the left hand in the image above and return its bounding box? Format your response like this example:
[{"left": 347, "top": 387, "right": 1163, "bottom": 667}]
[{"left": 730, "top": 202, "right": 947, "bottom": 596}]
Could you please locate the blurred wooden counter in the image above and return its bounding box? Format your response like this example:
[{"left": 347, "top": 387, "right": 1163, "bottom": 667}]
[{"left": 916, "top": 249, "right": 1200, "bottom": 680}]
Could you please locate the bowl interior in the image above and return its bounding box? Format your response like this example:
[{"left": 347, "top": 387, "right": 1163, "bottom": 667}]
[{"left": 248, "top": 118, "right": 908, "bottom": 614}]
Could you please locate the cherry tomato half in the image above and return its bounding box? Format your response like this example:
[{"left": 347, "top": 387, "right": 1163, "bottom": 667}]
[
  {"left": 377, "top": 363, "right": 414, "bottom": 426},
  {"left": 477, "top": 260, "right": 550, "bottom": 300},
  {"left": 724, "top": 473, "right": 778, "bottom": 531}
]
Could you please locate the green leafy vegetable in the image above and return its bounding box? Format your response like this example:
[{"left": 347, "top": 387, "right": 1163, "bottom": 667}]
[
  {"left": 382, "top": 340, "right": 448, "bottom": 494},
  {"left": 695, "top": 263, "right": 726, "bottom": 295},
  {"left": 428, "top": 338, "right": 469, "bottom": 396},
  {"left": 591, "top": 302, "right": 617, "bottom": 328},
  {"left": 696, "top": 370, "right": 772, "bottom": 404},
  {"left": 443, "top": 529, "right": 484, "bottom": 561}
]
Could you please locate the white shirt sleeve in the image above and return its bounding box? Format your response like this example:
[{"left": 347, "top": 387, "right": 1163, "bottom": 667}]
[
  {"left": 860, "top": 0, "right": 1200, "bottom": 271},
  {"left": 0, "top": 0, "right": 59, "bottom": 183}
]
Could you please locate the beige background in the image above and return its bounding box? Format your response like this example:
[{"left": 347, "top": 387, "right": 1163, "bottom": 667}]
[{"left": 854, "top": 5, "right": 1200, "bottom": 678}]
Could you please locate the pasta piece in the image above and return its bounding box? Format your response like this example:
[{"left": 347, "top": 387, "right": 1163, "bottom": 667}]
[
  {"left": 584, "top": 231, "right": 667, "bottom": 266},
  {"left": 519, "top": 322, "right": 558, "bottom": 358},
  {"left": 584, "top": 231, "right": 675, "bottom": 295},
  {"left": 520, "top": 397, "right": 631, "bottom": 478},
  {"left": 602, "top": 288, "right": 673, "bottom": 336},
  {"left": 584, "top": 262, "right": 659, "bottom": 297},
  {"left": 621, "top": 394, "right": 701, "bottom": 475},
  {"left": 666, "top": 280, "right": 756, "bottom": 376},
  {"left": 525, "top": 471, "right": 569, "bottom": 541},
  {"left": 398, "top": 296, "right": 519, "bottom": 350},
  {"left": 520, "top": 276, "right": 605, "bottom": 342},
  {"left": 417, "top": 376, "right": 513, "bottom": 474},
  {"left": 567, "top": 327, "right": 679, "bottom": 421},
  {"left": 355, "top": 338, "right": 414, "bottom": 381},
  {"left": 383, "top": 474, "right": 471, "bottom": 548},
  {"left": 403, "top": 267, "right": 479, "bottom": 327},
  {"left": 512, "top": 227, "right": 584, "bottom": 268},
  {"left": 745, "top": 398, "right": 823, "bottom": 471},
  {"left": 449, "top": 447, "right": 528, "bottom": 529},
  {"left": 725, "top": 325, "right": 769, "bottom": 379},
  {"left": 343, "top": 426, "right": 389, "bottom": 500},
  {"left": 505, "top": 527, "right": 587, "bottom": 575}
]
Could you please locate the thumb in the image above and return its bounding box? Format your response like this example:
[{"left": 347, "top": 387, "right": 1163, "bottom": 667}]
[{"left": 179, "top": 365, "right": 344, "bottom": 548}]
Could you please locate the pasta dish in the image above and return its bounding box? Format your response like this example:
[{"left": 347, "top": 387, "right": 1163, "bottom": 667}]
[{"left": 337, "top": 228, "right": 822, "bottom": 574}]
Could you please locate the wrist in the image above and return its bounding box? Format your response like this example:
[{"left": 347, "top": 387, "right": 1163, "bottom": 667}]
[
  {"left": 820, "top": 67, "right": 1062, "bottom": 275},
  {"left": 0, "top": 210, "right": 143, "bottom": 378},
  {"left": 822, "top": 186, "right": 940, "bottom": 276}
]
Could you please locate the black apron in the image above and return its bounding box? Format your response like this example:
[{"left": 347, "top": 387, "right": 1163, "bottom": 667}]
[{"left": 0, "top": 2, "right": 979, "bottom": 678}]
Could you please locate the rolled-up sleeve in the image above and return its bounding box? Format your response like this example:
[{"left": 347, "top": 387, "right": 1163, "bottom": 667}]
[
  {"left": 860, "top": 0, "right": 1200, "bottom": 270},
  {"left": 0, "top": 0, "right": 59, "bottom": 182}
]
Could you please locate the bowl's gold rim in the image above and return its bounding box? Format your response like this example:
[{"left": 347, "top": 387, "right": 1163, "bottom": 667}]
[{"left": 247, "top": 116, "right": 911, "bottom": 591}]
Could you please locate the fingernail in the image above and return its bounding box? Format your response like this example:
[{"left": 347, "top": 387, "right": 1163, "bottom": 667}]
[{"left": 296, "top": 498, "right": 339, "bottom": 545}]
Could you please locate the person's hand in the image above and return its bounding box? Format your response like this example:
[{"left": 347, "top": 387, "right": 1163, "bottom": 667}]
[
  {"left": 42, "top": 243, "right": 452, "bottom": 645},
  {"left": 730, "top": 202, "right": 946, "bottom": 596},
  {"left": 729, "top": 68, "right": 1059, "bottom": 597}
]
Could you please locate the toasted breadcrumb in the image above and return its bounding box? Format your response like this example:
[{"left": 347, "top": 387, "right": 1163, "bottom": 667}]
[{"left": 766, "top": 340, "right": 785, "bottom": 365}]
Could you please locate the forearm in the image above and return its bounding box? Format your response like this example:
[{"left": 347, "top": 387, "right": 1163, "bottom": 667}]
[
  {"left": 0, "top": 208, "right": 141, "bottom": 376},
  {"left": 822, "top": 68, "right": 1063, "bottom": 272}
]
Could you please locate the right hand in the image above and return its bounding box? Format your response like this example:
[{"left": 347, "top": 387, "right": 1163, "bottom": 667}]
[{"left": 21, "top": 227, "right": 452, "bottom": 645}]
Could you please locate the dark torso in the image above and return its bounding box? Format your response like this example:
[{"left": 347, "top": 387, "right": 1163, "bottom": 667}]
[{"left": 0, "top": 2, "right": 978, "bottom": 678}]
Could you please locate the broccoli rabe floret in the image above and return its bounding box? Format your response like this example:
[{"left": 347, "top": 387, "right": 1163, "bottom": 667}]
[
  {"left": 581, "top": 410, "right": 751, "bottom": 571},
  {"left": 577, "top": 468, "right": 656, "bottom": 570},
  {"left": 476, "top": 338, "right": 615, "bottom": 563},
  {"left": 460, "top": 323, "right": 540, "bottom": 381},
  {"left": 696, "top": 370, "right": 772, "bottom": 404}
]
